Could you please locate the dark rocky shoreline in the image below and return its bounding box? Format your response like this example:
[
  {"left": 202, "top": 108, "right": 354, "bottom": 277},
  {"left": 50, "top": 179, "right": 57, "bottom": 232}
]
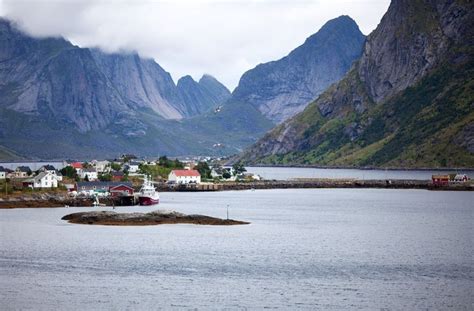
[
  {"left": 62, "top": 210, "right": 250, "bottom": 226},
  {"left": 0, "top": 179, "right": 471, "bottom": 209}
]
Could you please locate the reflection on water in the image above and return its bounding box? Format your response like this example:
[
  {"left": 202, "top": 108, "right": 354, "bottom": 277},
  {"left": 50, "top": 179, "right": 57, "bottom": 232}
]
[{"left": 0, "top": 189, "right": 472, "bottom": 309}]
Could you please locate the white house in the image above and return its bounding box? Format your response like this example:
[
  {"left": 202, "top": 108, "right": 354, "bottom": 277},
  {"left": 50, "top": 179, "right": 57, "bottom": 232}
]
[
  {"left": 0, "top": 166, "right": 6, "bottom": 179},
  {"left": 454, "top": 174, "right": 469, "bottom": 183},
  {"left": 168, "top": 170, "right": 201, "bottom": 184},
  {"left": 24, "top": 172, "right": 58, "bottom": 188},
  {"left": 125, "top": 161, "right": 140, "bottom": 174},
  {"left": 80, "top": 168, "right": 98, "bottom": 181},
  {"left": 91, "top": 160, "right": 110, "bottom": 173}
]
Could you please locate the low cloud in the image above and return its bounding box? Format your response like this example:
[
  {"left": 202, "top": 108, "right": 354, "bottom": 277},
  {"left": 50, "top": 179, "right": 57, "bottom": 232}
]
[{"left": 1, "top": 0, "right": 390, "bottom": 90}]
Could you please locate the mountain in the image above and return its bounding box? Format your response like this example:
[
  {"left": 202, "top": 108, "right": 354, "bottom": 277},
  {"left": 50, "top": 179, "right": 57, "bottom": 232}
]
[
  {"left": 177, "top": 74, "right": 231, "bottom": 116},
  {"left": 0, "top": 18, "right": 242, "bottom": 159},
  {"left": 239, "top": 0, "right": 474, "bottom": 168},
  {"left": 232, "top": 15, "right": 365, "bottom": 123}
]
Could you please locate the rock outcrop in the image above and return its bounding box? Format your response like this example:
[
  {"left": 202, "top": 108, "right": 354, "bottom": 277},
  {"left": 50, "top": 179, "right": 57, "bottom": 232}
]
[
  {"left": 62, "top": 210, "right": 250, "bottom": 226},
  {"left": 239, "top": 0, "right": 474, "bottom": 168},
  {"left": 232, "top": 15, "right": 365, "bottom": 123}
]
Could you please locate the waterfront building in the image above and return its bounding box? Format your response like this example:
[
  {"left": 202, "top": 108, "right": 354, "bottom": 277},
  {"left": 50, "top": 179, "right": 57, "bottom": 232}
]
[{"left": 168, "top": 170, "right": 201, "bottom": 184}]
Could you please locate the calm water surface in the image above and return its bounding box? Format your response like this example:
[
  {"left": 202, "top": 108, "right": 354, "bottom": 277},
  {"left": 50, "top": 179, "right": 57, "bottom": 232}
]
[{"left": 0, "top": 189, "right": 472, "bottom": 310}]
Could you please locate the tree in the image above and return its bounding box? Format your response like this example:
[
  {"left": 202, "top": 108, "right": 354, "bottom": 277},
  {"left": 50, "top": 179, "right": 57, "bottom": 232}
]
[
  {"left": 195, "top": 162, "right": 212, "bottom": 179},
  {"left": 99, "top": 173, "right": 112, "bottom": 182},
  {"left": 60, "top": 166, "right": 77, "bottom": 179},
  {"left": 159, "top": 156, "right": 169, "bottom": 167},
  {"left": 110, "top": 163, "right": 122, "bottom": 171},
  {"left": 222, "top": 170, "right": 231, "bottom": 179},
  {"left": 84, "top": 174, "right": 90, "bottom": 182},
  {"left": 232, "top": 162, "right": 247, "bottom": 176}
]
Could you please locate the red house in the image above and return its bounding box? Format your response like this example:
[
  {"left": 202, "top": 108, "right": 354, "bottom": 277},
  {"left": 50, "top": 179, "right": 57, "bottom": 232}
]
[
  {"left": 432, "top": 175, "right": 449, "bottom": 186},
  {"left": 109, "top": 184, "right": 134, "bottom": 197}
]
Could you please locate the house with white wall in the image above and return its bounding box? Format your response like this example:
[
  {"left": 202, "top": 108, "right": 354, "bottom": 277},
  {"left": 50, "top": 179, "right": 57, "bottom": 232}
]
[
  {"left": 80, "top": 168, "right": 98, "bottom": 181},
  {"left": 168, "top": 170, "right": 201, "bottom": 184},
  {"left": 24, "top": 172, "right": 58, "bottom": 188},
  {"left": 0, "top": 166, "right": 6, "bottom": 179},
  {"left": 91, "top": 160, "right": 110, "bottom": 173}
]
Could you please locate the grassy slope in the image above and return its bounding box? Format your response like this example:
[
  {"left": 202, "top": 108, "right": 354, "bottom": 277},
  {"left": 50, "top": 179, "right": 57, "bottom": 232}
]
[
  {"left": 254, "top": 56, "right": 474, "bottom": 168},
  {"left": 0, "top": 99, "right": 273, "bottom": 159}
]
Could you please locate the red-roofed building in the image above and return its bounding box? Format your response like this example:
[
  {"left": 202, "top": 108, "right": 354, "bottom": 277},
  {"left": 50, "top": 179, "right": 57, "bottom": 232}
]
[
  {"left": 70, "top": 162, "right": 84, "bottom": 174},
  {"left": 168, "top": 169, "right": 201, "bottom": 184}
]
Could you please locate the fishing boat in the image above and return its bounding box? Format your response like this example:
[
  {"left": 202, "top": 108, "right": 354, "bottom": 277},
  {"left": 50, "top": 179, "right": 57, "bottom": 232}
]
[{"left": 138, "top": 175, "right": 159, "bottom": 205}]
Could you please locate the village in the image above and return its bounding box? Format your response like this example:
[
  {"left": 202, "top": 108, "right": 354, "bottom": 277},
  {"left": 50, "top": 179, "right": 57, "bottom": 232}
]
[
  {"left": 0, "top": 155, "right": 472, "bottom": 208},
  {"left": 0, "top": 155, "right": 262, "bottom": 201}
]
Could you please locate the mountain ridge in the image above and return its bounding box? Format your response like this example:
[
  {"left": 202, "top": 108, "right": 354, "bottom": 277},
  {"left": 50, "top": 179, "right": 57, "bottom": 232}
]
[
  {"left": 231, "top": 15, "right": 366, "bottom": 123},
  {"left": 238, "top": 0, "right": 474, "bottom": 168}
]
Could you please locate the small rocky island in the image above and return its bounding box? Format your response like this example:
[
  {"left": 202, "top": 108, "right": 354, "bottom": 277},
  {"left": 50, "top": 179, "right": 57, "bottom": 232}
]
[{"left": 61, "top": 210, "right": 250, "bottom": 226}]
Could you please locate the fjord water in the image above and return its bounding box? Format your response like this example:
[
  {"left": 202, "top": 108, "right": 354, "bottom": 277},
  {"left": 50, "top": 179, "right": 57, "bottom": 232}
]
[{"left": 1, "top": 189, "right": 472, "bottom": 309}]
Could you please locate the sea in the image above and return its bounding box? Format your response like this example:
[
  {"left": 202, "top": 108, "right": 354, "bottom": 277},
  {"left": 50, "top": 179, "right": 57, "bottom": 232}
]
[{"left": 0, "top": 188, "right": 472, "bottom": 309}]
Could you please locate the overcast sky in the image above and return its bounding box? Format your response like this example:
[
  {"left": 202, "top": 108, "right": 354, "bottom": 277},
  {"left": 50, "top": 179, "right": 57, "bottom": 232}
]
[{"left": 0, "top": 0, "right": 390, "bottom": 90}]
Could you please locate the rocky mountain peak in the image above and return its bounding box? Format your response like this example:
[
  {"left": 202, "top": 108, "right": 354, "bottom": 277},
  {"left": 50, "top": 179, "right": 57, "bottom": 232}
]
[{"left": 231, "top": 15, "right": 365, "bottom": 124}]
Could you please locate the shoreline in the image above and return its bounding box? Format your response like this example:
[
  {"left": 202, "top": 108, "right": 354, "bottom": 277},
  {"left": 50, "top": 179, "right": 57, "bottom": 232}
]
[
  {"left": 245, "top": 164, "right": 474, "bottom": 172},
  {"left": 62, "top": 210, "right": 249, "bottom": 226},
  {"left": 1, "top": 179, "right": 472, "bottom": 209}
]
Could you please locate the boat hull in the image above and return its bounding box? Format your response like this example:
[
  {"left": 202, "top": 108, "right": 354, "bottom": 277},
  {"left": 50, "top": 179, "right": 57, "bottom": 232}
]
[{"left": 138, "top": 196, "right": 159, "bottom": 206}]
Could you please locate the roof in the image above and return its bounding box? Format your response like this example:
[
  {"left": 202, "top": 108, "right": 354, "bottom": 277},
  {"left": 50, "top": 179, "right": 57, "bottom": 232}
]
[
  {"left": 0, "top": 166, "right": 5, "bottom": 172},
  {"left": 42, "top": 165, "right": 56, "bottom": 171},
  {"left": 112, "top": 171, "right": 124, "bottom": 176},
  {"left": 83, "top": 168, "right": 97, "bottom": 173},
  {"left": 33, "top": 172, "right": 48, "bottom": 182},
  {"left": 77, "top": 181, "right": 133, "bottom": 188},
  {"left": 129, "top": 161, "right": 141, "bottom": 166},
  {"left": 17, "top": 166, "right": 31, "bottom": 172},
  {"left": 71, "top": 162, "right": 83, "bottom": 169},
  {"left": 110, "top": 184, "right": 134, "bottom": 190},
  {"left": 432, "top": 175, "right": 450, "bottom": 179},
  {"left": 171, "top": 169, "right": 200, "bottom": 177}
]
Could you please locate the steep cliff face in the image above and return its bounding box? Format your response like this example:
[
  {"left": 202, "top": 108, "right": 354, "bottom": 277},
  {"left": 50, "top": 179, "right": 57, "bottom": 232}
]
[
  {"left": 90, "top": 50, "right": 184, "bottom": 119},
  {"left": 177, "top": 74, "right": 231, "bottom": 116},
  {"left": 232, "top": 15, "right": 365, "bottom": 123},
  {"left": 0, "top": 18, "right": 245, "bottom": 159},
  {"left": 240, "top": 0, "right": 474, "bottom": 168},
  {"left": 0, "top": 20, "right": 130, "bottom": 132}
]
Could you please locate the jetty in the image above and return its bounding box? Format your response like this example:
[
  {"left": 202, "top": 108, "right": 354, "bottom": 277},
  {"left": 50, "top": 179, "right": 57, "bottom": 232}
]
[{"left": 158, "top": 179, "right": 473, "bottom": 192}]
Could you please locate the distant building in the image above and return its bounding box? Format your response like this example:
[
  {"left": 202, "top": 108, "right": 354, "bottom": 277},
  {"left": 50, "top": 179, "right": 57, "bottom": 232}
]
[
  {"left": 39, "top": 165, "right": 62, "bottom": 181},
  {"left": 23, "top": 172, "right": 58, "bottom": 188},
  {"left": 454, "top": 174, "right": 469, "bottom": 183},
  {"left": 39, "top": 165, "right": 56, "bottom": 174},
  {"left": 91, "top": 160, "right": 110, "bottom": 173},
  {"left": 70, "top": 162, "right": 84, "bottom": 174},
  {"left": 80, "top": 168, "right": 98, "bottom": 181},
  {"left": 0, "top": 166, "right": 6, "bottom": 179},
  {"left": 15, "top": 166, "right": 32, "bottom": 178},
  {"left": 109, "top": 184, "right": 134, "bottom": 197},
  {"left": 168, "top": 170, "right": 201, "bottom": 184},
  {"left": 111, "top": 171, "right": 125, "bottom": 182},
  {"left": 76, "top": 181, "right": 133, "bottom": 194},
  {"left": 432, "top": 175, "right": 449, "bottom": 186},
  {"left": 125, "top": 161, "right": 140, "bottom": 174},
  {"left": 55, "top": 171, "right": 63, "bottom": 182}
]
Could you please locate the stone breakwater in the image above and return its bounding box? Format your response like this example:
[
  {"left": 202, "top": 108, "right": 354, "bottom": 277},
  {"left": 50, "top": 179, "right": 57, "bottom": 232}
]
[
  {"left": 159, "top": 179, "right": 473, "bottom": 192},
  {"left": 62, "top": 210, "right": 250, "bottom": 226}
]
